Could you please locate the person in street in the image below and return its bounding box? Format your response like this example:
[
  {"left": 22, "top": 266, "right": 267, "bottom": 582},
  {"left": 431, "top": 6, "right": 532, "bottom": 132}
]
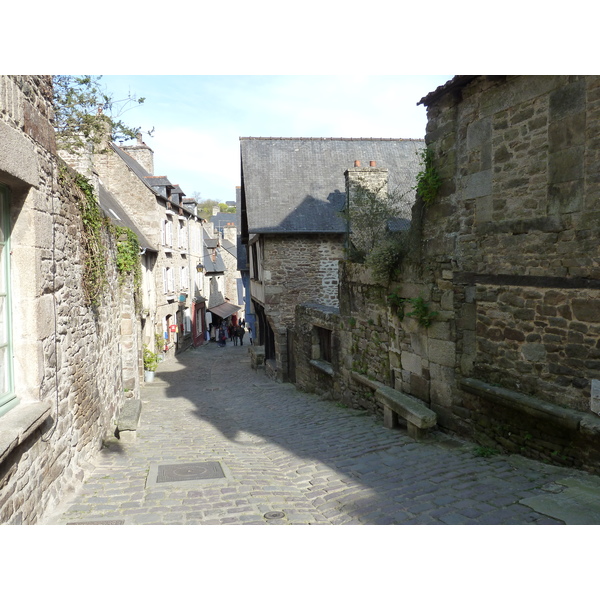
[
  {"left": 218, "top": 325, "right": 227, "bottom": 348},
  {"left": 237, "top": 324, "right": 245, "bottom": 346},
  {"left": 232, "top": 325, "right": 239, "bottom": 346},
  {"left": 247, "top": 326, "right": 253, "bottom": 345}
]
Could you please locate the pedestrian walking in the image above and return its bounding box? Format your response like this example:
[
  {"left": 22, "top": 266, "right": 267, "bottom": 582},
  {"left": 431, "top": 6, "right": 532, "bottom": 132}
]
[
  {"left": 237, "top": 325, "right": 245, "bottom": 346},
  {"left": 218, "top": 325, "right": 227, "bottom": 348},
  {"left": 247, "top": 326, "right": 253, "bottom": 346},
  {"left": 232, "top": 326, "right": 239, "bottom": 346}
]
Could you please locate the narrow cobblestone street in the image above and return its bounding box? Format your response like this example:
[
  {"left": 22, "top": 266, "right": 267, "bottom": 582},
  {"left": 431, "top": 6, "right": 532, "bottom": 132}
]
[{"left": 42, "top": 341, "right": 600, "bottom": 526}]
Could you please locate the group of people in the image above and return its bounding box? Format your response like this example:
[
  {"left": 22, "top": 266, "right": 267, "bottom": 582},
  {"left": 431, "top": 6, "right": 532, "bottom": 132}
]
[{"left": 216, "top": 320, "right": 253, "bottom": 348}]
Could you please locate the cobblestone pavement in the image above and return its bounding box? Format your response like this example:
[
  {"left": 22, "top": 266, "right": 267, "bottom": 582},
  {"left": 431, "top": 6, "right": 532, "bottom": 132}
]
[{"left": 42, "top": 342, "right": 600, "bottom": 525}]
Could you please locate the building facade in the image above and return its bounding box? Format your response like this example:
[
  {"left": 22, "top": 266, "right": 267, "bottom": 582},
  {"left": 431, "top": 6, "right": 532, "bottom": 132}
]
[
  {"left": 294, "top": 76, "right": 600, "bottom": 473},
  {"left": 0, "top": 75, "right": 136, "bottom": 523},
  {"left": 240, "top": 137, "right": 425, "bottom": 381}
]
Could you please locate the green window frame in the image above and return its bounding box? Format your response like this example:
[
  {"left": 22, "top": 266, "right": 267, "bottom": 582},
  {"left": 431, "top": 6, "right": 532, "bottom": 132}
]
[{"left": 0, "top": 184, "right": 15, "bottom": 416}]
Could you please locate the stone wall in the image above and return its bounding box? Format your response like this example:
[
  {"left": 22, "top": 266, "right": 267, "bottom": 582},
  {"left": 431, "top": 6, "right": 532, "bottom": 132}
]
[
  {"left": 0, "top": 75, "right": 131, "bottom": 523},
  {"left": 262, "top": 233, "right": 344, "bottom": 325},
  {"left": 293, "top": 76, "right": 600, "bottom": 474},
  {"left": 261, "top": 233, "right": 344, "bottom": 381}
]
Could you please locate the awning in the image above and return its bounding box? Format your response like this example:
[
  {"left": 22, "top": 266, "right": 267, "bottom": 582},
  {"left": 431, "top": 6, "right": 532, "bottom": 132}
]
[{"left": 208, "top": 302, "right": 241, "bottom": 319}]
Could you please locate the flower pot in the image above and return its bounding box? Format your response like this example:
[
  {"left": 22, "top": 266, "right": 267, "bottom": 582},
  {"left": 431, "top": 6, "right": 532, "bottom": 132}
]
[{"left": 144, "top": 370, "right": 155, "bottom": 383}]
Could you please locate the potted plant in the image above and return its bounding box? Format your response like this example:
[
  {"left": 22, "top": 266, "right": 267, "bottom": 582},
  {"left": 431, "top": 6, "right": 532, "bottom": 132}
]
[
  {"left": 143, "top": 345, "right": 159, "bottom": 382},
  {"left": 155, "top": 332, "right": 166, "bottom": 361}
]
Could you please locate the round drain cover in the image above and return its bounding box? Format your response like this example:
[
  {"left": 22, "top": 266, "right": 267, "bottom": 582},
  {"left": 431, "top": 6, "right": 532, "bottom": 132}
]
[{"left": 264, "top": 511, "right": 285, "bottom": 520}]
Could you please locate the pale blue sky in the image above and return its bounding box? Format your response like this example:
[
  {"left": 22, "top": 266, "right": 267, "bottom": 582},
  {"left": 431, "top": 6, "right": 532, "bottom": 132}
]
[{"left": 100, "top": 75, "right": 453, "bottom": 203}]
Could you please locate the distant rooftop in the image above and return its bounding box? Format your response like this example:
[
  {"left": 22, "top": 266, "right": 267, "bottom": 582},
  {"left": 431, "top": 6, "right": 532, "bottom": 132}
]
[{"left": 240, "top": 137, "right": 424, "bottom": 235}]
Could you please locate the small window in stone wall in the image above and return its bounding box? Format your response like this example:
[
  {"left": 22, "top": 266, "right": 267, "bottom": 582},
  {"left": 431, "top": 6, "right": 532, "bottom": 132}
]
[{"left": 315, "top": 326, "right": 332, "bottom": 363}]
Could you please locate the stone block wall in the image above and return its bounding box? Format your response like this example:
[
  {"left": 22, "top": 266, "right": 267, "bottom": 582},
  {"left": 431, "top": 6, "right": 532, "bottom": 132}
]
[
  {"left": 292, "top": 76, "right": 600, "bottom": 473},
  {"left": 260, "top": 233, "right": 344, "bottom": 380},
  {"left": 293, "top": 304, "right": 342, "bottom": 397},
  {"left": 0, "top": 76, "right": 131, "bottom": 523},
  {"left": 422, "top": 76, "right": 600, "bottom": 414},
  {"left": 262, "top": 234, "right": 344, "bottom": 324}
]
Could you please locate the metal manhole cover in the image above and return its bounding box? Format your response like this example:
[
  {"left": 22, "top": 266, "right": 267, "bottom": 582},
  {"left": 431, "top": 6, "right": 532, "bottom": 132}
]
[
  {"left": 264, "top": 511, "right": 285, "bottom": 520},
  {"left": 156, "top": 461, "right": 225, "bottom": 483}
]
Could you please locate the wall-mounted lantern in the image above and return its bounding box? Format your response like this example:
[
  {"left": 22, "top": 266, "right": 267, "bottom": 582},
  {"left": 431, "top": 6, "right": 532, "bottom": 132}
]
[{"left": 196, "top": 263, "right": 204, "bottom": 273}]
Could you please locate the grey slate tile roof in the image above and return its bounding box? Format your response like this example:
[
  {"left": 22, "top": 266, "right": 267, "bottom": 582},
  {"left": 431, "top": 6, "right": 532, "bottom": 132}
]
[
  {"left": 110, "top": 142, "right": 193, "bottom": 215},
  {"left": 209, "top": 211, "right": 239, "bottom": 230},
  {"left": 240, "top": 137, "right": 425, "bottom": 235},
  {"left": 204, "top": 249, "right": 226, "bottom": 274},
  {"left": 98, "top": 184, "right": 157, "bottom": 251},
  {"left": 220, "top": 238, "right": 237, "bottom": 259}
]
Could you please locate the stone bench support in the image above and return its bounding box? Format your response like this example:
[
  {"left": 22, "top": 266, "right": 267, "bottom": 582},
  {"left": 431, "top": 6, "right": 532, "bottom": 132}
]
[{"left": 350, "top": 371, "right": 437, "bottom": 440}]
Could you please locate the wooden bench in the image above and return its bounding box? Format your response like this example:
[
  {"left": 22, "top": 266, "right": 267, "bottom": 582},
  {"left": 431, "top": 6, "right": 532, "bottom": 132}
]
[{"left": 351, "top": 371, "right": 437, "bottom": 440}]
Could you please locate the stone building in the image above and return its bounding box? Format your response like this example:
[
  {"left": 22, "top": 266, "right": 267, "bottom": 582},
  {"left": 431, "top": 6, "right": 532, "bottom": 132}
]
[
  {"left": 239, "top": 137, "right": 424, "bottom": 381},
  {"left": 202, "top": 224, "right": 241, "bottom": 331},
  {"left": 294, "top": 76, "right": 600, "bottom": 473},
  {"left": 0, "top": 75, "right": 136, "bottom": 523},
  {"left": 90, "top": 138, "right": 208, "bottom": 356}
]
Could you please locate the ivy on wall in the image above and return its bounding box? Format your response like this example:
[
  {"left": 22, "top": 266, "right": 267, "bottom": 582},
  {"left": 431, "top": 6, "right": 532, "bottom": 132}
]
[
  {"left": 415, "top": 147, "right": 442, "bottom": 205},
  {"left": 61, "top": 168, "right": 141, "bottom": 308},
  {"left": 73, "top": 172, "right": 109, "bottom": 306}
]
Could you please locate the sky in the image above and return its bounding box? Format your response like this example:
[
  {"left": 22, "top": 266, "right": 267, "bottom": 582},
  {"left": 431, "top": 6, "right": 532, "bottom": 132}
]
[{"left": 99, "top": 75, "right": 452, "bottom": 204}]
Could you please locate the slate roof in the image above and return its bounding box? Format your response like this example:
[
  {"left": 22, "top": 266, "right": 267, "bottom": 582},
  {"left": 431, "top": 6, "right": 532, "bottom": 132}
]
[
  {"left": 98, "top": 184, "right": 157, "bottom": 251},
  {"left": 202, "top": 233, "right": 226, "bottom": 274},
  {"left": 240, "top": 137, "right": 425, "bottom": 235},
  {"left": 204, "top": 249, "right": 226, "bottom": 274},
  {"left": 209, "top": 211, "right": 239, "bottom": 230},
  {"left": 220, "top": 238, "right": 237, "bottom": 260},
  {"left": 110, "top": 142, "right": 194, "bottom": 216}
]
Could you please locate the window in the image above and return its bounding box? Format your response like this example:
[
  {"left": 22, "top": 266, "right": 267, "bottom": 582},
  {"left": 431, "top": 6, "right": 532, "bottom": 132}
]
[
  {"left": 0, "top": 185, "right": 15, "bottom": 416},
  {"left": 250, "top": 239, "right": 263, "bottom": 281},
  {"left": 167, "top": 267, "right": 174, "bottom": 293},
  {"left": 316, "top": 326, "right": 332, "bottom": 363},
  {"left": 164, "top": 267, "right": 174, "bottom": 294},
  {"left": 165, "top": 219, "right": 173, "bottom": 247},
  {"left": 179, "top": 221, "right": 186, "bottom": 251},
  {"left": 180, "top": 266, "right": 188, "bottom": 290}
]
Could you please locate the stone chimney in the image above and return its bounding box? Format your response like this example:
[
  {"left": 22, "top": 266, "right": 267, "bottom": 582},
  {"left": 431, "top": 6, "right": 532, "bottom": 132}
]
[
  {"left": 344, "top": 159, "right": 389, "bottom": 201},
  {"left": 344, "top": 160, "right": 390, "bottom": 257},
  {"left": 120, "top": 133, "right": 155, "bottom": 174}
]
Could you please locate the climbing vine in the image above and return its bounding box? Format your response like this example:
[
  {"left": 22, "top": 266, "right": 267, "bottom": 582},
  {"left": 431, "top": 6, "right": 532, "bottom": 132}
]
[
  {"left": 66, "top": 169, "right": 142, "bottom": 308},
  {"left": 73, "top": 173, "right": 109, "bottom": 306},
  {"left": 113, "top": 225, "right": 142, "bottom": 288},
  {"left": 415, "top": 147, "right": 442, "bottom": 205}
]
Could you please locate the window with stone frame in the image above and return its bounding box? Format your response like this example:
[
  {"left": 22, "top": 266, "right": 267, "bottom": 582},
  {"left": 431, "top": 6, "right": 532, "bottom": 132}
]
[
  {"left": 0, "top": 184, "right": 15, "bottom": 416},
  {"left": 314, "top": 326, "right": 332, "bottom": 364}
]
